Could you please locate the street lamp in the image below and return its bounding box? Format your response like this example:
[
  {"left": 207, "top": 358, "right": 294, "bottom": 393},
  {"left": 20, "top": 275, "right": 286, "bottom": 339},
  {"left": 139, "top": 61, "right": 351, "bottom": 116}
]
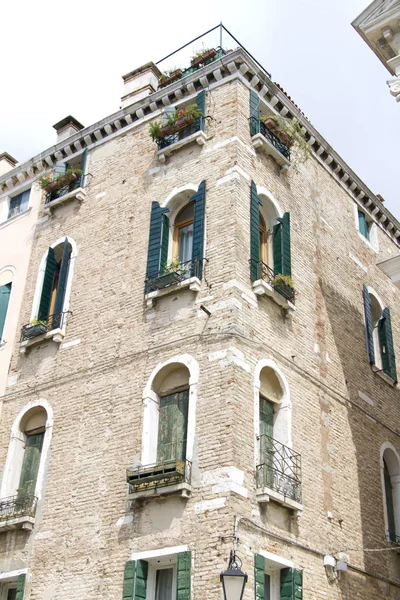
[{"left": 220, "top": 550, "right": 248, "bottom": 600}]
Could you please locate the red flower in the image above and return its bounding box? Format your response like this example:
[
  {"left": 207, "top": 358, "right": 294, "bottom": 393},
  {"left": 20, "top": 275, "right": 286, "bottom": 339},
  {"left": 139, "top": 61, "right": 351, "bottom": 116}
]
[{"left": 178, "top": 109, "right": 185, "bottom": 118}]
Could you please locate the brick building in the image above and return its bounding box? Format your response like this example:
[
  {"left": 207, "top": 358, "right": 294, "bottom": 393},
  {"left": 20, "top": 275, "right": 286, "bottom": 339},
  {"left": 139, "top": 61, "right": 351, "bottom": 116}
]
[{"left": 0, "top": 33, "right": 400, "bottom": 600}]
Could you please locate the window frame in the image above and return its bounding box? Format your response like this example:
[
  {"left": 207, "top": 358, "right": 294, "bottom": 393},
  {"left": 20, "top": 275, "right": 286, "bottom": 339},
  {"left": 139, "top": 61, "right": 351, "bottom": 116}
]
[
  {"left": 129, "top": 546, "right": 189, "bottom": 600},
  {"left": 7, "top": 189, "right": 31, "bottom": 221},
  {"left": 355, "top": 204, "right": 379, "bottom": 252},
  {"left": 172, "top": 203, "right": 195, "bottom": 265},
  {"left": 258, "top": 551, "right": 295, "bottom": 600}
]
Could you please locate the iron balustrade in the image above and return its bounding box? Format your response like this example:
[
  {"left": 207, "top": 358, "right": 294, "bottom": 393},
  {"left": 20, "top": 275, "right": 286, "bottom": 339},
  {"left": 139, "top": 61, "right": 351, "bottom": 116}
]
[
  {"left": 158, "top": 47, "right": 226, "bottom": 90},
  {"left": 145, "top": 258, "right": 204, "bottom": 295},
  {"left": 0, "top": 494, "right": 37, "bottom": 522},
  {"left": 256, "top": 434, "right": 302, "bottom": 503},
  {"left": 157, "top": 118, "right": 204, "bottom": 150},
  {"left": 127, "top": 459, "right": 192, "bottom": 494},
  {"left": 249, "top": 259, "right": 295, "bottom": 303},
  {"left": 45, "top": 173, "right": 84, "bottom": 204},
  {"left": 249, "top": 116, "right": 291, "bottom": 161},
  {"left": 21, "top": 311, "right": 70, "bottom": 342}
]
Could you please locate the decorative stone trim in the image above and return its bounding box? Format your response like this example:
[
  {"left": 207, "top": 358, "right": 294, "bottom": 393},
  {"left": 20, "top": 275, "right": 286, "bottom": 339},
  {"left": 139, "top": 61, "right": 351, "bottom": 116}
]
[
  {"left": 252, "top": 279, "right": 295, "bottom": 313},
  {"left": 157, "top": 130, "right": 207, "bottom": 163},
  {"left": 19, "top": 328, "right": 64, "bottom": 354},
  {"left": 0, "top": 515, "right": 35, "bottom": 532},
  {"left": 256, "top": 487, "right": 303, "bottom": 515},
  {"left": 44, "top": 187, "right": 86, "bottom": 213},
  {"left": 145, "top": 276, "right": 201, "bottom": 307},
  {"left": 251, "top": 133, "right": 290, "bottom": 171},
  {"left": 128, "top": 482, "right": 192, "bottom": 501}
]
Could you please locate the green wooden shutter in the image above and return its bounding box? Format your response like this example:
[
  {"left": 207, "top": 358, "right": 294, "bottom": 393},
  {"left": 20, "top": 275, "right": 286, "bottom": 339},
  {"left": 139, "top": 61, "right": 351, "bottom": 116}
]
[
  {"left": 190, "top": 180, "right": 206, "bottom": 279},
  {"left": 273, "top": 213, "right": 291, "bottom": 276},
  {"left": 18, "top": 432, "right": 44, "bottom": 498},
  {"left": 259, "top": 397, "right": 274, "bottom": 488},
  {"left": 254, "top": 554, "right": 265, "bottom": 600},
  {"left": 280, "top": 568, "right": 303, "bottom": 600},
  {"left": 53, "top": 161, "right": 67, "bottom": 179},
  {"left": 157, "top": 390, "right": 189, "bottom": 464},
  {"left": 384, "top": 459, "right": 397, "bottom": 542},
  {"left": 80, "top": 149, "right": 88, "bottom": 187},
  {"left": 196, "top": 90, "right": 206, "bottom": 131},
  {"left": 15, "top": 574, "right": 26, "bottom": 600},
  {"left": 250, "top": 90, "right": 260, "bottom": 136},
  {"left": 176, "top": 551, "right": 191, "bottom": 600},
  {"left": 38, "top": 248, "right": 59, "bottom": 322},
  {"left": 146, "top": 202, "right": 170, "bottom": 279},
  {"left": 52, "top": 238, "right": 71, "bottom": 328},
  {"left": 363, "top": 285, "right": 375, "bottom": 365},
  {"left": 250, "top": 181, "right": 262, "bottom": 281},
  {"left": 161, "top": 214, "right": 170, "bottom": 273},
  {"left": 0, "top": 283, "right": 11, "bottom": 339},
  {"left": 358, "top": 210, "right": 369, "bottom": 240},
  {"left": 379, "top": 307, "right": 397, "bottom": 382},
  {"left": 122, "top": 560, "right": 148, "bottom": 600}
]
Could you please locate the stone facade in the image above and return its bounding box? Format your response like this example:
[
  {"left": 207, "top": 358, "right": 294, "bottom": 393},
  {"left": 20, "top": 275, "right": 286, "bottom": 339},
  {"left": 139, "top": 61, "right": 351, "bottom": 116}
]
[{"left": 0, "top": 48, "right": 400, "bottom": 600}]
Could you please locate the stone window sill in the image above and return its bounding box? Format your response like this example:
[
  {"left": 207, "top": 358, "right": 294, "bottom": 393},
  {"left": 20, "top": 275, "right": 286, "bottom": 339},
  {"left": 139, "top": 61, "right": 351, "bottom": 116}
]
[
  {"left": 372, "top": 366, "right": 397, "bottom": 387},
  {"left": 44, "top": 187, "right": 86, "bottom": 213},
  {"left": 145, "top": 276, "right": 201, "bottom": 307},
  {"left": 256, "top": 487, "right": 303, "bottom": 515},
  {"left": 357, "top": 231, "right": 378, "bottom": 253},
  {"left": 157, "top": 131, "right": 207, "bottom": 163},
  {"left": 252, "top": 279, "right": 295, "bottom": 313},
  {"left": 0, "top": 515, "right": 35, "bottom": 532},
  {"left": 128, "top": 482, "right": 192, "bottom": 501},
  {"left": 251, "top": 133, "right": 290, "bottom": 172},
  {"left": 20, "top": 328, "right": 65, "bottom": 354}
]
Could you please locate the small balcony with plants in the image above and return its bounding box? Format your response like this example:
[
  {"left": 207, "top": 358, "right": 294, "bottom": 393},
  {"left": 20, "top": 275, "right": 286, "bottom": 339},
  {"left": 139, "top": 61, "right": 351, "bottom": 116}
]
[
  {"left": 157, "top": 46, "right": 225, "bottom": 90},
  {"left": 0, "top": 494, "right": 37, "bottom": 532},
  {"left": 256, "top": 434, "right": 302, "bottom": 513},
  {"left": 149, "top": 103, "right": 206, "bottom": 162},
  {"left": 38, "top": 152, "right": 87, "bottom": 212},
  {"left": 144, "top": 258, "right": 204, "bottom": 307},
  {"left": 20, "top": 311, "right": 69, "bottom": 353},
  {"left": 250, "top": 260, "right": 295, "bottom": 311}
]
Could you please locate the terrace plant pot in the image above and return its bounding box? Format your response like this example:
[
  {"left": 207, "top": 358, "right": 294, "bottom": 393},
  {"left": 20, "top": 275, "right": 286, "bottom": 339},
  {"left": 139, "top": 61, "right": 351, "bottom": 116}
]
[
  {"left": 23, "top": 323, "right": 47, "bottom": 339},
  {"left": 159, "top": 125, "right": 177, "bottom": 139},
  {"left": 191, "top": 48, "right": 217, "bottom": 68},
  {"left": 263, "top": 117, "right": 293, "bottom": 148},
  {"left": 159, "top": 69, "right": 183, "bottom": 88}
]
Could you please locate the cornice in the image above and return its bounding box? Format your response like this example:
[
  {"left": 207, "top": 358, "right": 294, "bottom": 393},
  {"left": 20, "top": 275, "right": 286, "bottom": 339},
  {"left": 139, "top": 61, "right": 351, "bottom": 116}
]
[{"left": 1, "top": 47, "right": 399, "bottom": 247}]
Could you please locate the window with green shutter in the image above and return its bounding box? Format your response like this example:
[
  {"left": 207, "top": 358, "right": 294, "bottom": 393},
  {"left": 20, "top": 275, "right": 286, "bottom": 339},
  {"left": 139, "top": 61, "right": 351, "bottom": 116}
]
[
  {"left": 384, "top": 458, "right": 397, "bottom": 542},
  {"left": 189, "top": 181, "right": 206, "bottom": 278},
  {"left": 15, "top": 575, "right": 26, "bottom": 600},
  {"left": 122, "top": 560, "right": 148, "bottom": 600},
  {"left": 280, "top": 568, "right": 302, "bottom": 600},
  {"left": 38, "top": 240, "right": 71, "bottom": 328},
  {"left": 122, "top": 552, "right": 190, "bottom": 600},
  {"left": 17, "top": 432, "right": 44, "bottom": 498},
  {"left": 250, "top": 181, "right": 262, "bottom": 281},
  {"left": 176, "top": 551, "right": 191, "bottom": 600},
  {"left": 0, "top": 282, "right": 11, "bottom": 340},
  {"left": 273, "top": 213, "right": 291, "bottom": 277},
  {"left": 358, "top": 210, "right": 370, "bottom": 240},
  {"left": 157, "top": 390, "right": 189, "bottom": 465},
  {"left": 378, "top": 307, "right": 397, "bottom": 383},
  {"left": 146, "top": 202, "right": 170, "bottom": 279}
]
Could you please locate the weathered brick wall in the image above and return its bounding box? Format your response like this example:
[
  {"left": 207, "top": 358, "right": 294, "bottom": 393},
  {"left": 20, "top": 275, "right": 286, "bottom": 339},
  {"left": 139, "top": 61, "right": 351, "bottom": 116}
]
[{"left": 0, "top": 78, "right": 399, "bottom": 599}]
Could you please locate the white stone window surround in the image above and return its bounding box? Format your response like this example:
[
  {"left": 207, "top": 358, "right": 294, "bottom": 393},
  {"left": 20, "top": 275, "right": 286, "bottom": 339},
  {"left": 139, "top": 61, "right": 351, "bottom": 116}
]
[
  {"left": 354, "top": 203, "right": 379, "bottom": 253},
  {"left": 365, "top": 286, "right": 385, "bottom": 372},
  {"left": 0, "top": 184, "right": 32, "bottom": 225},
  {"left": 0, "top": 399, "right": 54, "bottom": 502},
  {"left": 131, "top": 545, "right": 189, "bottom": 600},
  {"left": 141, "top": 354, "right": 199, "bottom": 468},
  {"left": 0, "top": 569, "right": 28, "bottom": 600},
  {"left": 258, "top": 550, "right": 294, "bottom": 600},
  {"left": 380, "top": 442, "right": 400, "bottom": 543},
  {"left": 0, "top": 266, "right": 16, "bottom": 346}
]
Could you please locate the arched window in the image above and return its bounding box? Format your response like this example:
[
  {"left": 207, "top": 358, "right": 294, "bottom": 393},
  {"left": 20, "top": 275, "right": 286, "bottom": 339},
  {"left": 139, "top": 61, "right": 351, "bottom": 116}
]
[
  {"left": 173, "top": 203, "right": 194, "bottom": 265},
  {"left": 381, "top": 445, "right": 400, "bottom": 543},
  {"left": 363, "top": 286, "right": 397, "bottom": 382}
]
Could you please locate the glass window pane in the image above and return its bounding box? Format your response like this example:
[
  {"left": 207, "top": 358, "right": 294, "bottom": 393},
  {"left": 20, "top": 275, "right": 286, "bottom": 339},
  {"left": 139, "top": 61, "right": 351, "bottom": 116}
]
[
  {"left": 176, "top": 203, "right": 194, "bottom": 225},
  {"left": 264, "top": 574, "right": 271, "bottom": 600},
  {"left": 178, "top": 223, "right": 193, "bottom": 263},
  {"left": 155, "top": 568, "right": 174, "bottom": 600},
  {"left": 7, "top": 589, "right": 17, "bottom": 600}
]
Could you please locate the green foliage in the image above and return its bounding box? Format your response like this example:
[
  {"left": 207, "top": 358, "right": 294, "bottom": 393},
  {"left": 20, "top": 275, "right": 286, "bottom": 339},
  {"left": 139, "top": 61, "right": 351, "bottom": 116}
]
[
  {"left": 29, "top": 316, "right": 47, "bottom": 327},
  {"left": 190, "top": 48, "right": 211, "bottom": 61},
  {"left": 148, "top": 104, "right": 203, "bottom": 142},
  {"left": 149, "top": 121, "right": 162, "bottom": 142},
  {"left": 272, "top": 273, "right": 294, "bottom": 289},
  {"left": 261, "top": 114, "right": 311, "bottom": 172},
  {"left": 36, "top": 168, "right": 83, "bottom": 190},
  {"left": 162, "top": 257, "right": 188, "bottom": 274},
  {"left": 159, "top": 67, "right": 181, "bottom": 82}
]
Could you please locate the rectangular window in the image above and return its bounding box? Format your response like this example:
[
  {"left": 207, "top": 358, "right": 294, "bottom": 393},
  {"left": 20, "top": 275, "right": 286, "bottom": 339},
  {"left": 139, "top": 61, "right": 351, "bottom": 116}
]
[
  {"left": 7, "top": 589, "right": 17, "bottom": 600},
  {"left": 8, "top": 190, "right": 30, "bottom": 220},
  {"left": 358, "top": 210, "right": 370, "bottom": 240},
  {"left": 155, "top": 567, "right": 174, "bottom": 600}
]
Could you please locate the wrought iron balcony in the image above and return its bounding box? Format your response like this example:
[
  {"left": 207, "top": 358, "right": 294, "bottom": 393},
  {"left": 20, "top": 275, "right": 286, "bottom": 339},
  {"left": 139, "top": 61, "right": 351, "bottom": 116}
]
[
  {"left": 145, "top": 258, "right": 204, "bottom": 295},
  {"left": 157, "top": 118, "right": 204, "bottom": 150},
  {"left": 45, "top": 173, "right": 84, "bottom": 205},
  {"left": 256, "top": 434, "right": 301, "bottom": 503},
  {"left": 20, "top": 311, "right": 70, "bottom": 342},
  {"left": 0, "top": 494, "right": 37, "bottom": 523},
  {"left": 250, "top": 260, "right": 295, "bottom": 304},
  {"left": 249, "top": 117, "right": 291, "bottom": 161},
  {"left": 127, "top": 458, "right": 192, "bottom": 494}
]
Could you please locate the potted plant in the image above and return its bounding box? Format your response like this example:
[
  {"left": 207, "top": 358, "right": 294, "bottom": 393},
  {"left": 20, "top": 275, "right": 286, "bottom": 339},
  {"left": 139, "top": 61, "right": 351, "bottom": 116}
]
[
  {"left": 23, "top": 317, "right": 48, "bottom": 339},
  {"left": 150, "top": 104, "right": 204, "bottom": 142},
  {"left": 37, "top": 168, "right": 83, "bottom": 193},
  {"left": 159, "top": 68, "right": 183, "bottom": 88},
  {"left": 260, "top": 115, "right": 310, "bottom": 172},
  {"left": 190, "top": 48, "right": 217, "bottom": 68},
  {"left": 149, "top": 121, "right": 162, "bottom": 142},
  {"left": 271, "top": 274, "right": 294, "bottom": 301}
]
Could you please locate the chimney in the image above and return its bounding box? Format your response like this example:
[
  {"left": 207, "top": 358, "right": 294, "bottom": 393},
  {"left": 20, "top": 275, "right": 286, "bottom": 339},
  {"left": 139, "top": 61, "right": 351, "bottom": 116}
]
[
  {"left": 121, "top": 62, "right": 162, "bottom": 109},
  {"left": 53, "top": 116, "right": 84, "bottom": 143},
  {"left": 376, "top": 194, "right": 385, "bottom": 203},
  {"left": 0, "top": 152, "right": 18, "bottom": 176}
]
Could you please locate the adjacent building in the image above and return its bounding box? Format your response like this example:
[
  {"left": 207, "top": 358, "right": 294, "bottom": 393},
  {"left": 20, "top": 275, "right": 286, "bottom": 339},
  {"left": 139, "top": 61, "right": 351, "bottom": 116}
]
[{"left": 0, "top": 33, "right": 400, "bottom": 600}]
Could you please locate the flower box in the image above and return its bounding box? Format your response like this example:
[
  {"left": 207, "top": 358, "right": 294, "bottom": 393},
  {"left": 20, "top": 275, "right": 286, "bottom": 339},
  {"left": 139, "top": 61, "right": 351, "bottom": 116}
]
[
  {"left": 44, "top": 172, "right": 79, "bottom": 193},
  {"left": 159, "top": 69, "right": 183, "bottom": 88},
  {"left": 159, "top": 116, "right": 195, "bottom": 139},
  {"left": 263, "top": 118, "right": 293, "bottom": 148},
  {"left": 272, "top": 281, "right": 294, "bottom": 302},
  {"left": 191, "top": 48, "right": 217, "bottom": 68},
  {"left": 22, "top": 323, "right": 47, "bottom": 339}
]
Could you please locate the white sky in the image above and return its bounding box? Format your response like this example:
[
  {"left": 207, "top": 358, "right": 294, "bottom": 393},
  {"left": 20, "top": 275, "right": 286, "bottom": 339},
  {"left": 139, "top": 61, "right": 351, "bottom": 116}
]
[{"left": 0, "top": 0, "right": 399, "bottom": 219}]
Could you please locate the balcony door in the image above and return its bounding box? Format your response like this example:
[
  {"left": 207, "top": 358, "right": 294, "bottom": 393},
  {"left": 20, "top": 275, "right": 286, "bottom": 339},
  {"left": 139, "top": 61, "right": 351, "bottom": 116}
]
[
  {"left": 259, "top": 395, "right": 274, "bottom": 488},
  {"left": 17, "top": 432, "right": 44, "bottom": 498},
  {"left": 157, "top": 390, "right": 189, "bottom": 465}
]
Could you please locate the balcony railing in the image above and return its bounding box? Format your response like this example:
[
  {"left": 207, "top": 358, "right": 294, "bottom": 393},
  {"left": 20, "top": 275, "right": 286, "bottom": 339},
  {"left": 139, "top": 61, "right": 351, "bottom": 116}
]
[
  {"left": 157, "top": 118, "right": 204, "bottom": 150},
  {"left": 0, "top": 494, "right": 37, "bottom": 522},
  {"left": 145, "top": 258, "right": 204, "bottom": 295},
  {"left": 20, "top": 311, "right": 70, "bottom": 342},
  {"left": 249, "top": 260, "right": 295, "bottom": 304},
  {"left": 45, "top": 173, "right": 84, "bottom": 204},
  {"left": 127, "top": 458, "right": 192, "bottom": 494},
  {"left": 158, "top": 47, "right": 226, "bottom": 90},
  {"left": 249, "top": 117, "right": 291, "bottom": 161},
  {"left": 256, "top": 434, "right": 301, "bottom": 503}
]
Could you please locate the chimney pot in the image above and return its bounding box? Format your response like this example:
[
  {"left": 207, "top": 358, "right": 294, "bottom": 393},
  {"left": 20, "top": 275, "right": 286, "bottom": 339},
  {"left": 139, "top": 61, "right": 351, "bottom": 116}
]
[
  {"left": 121, "top": 62, "right": 162, "bottom": 109},
  {"left": 0, "top": 152, "right": 18, "bottom": 176},
  {"left": 53, "top": 116, "right": 84, "bottom": 143}
]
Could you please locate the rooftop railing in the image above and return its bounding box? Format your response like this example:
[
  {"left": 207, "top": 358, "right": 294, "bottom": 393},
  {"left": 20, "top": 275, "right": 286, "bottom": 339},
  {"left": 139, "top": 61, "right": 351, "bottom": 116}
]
[
  {"left": 256, "top": 434, "right": 301, "bottom": 503},
  {"left": 0, "top": 494, "right": 37, "bottom": 522},
  {"left": 249, "top": 117, "right": 291, "bottom": 161},
  {"left": 21, "top": 311, "right": 70, "bottom": 342},
  {"left": 45, "top": 173, "right": 84, "bottom": 204},
  {"left": 249, "top": 260, "right": 295, "bottom": 304},
  {"left": 145, "top": 258, "right": 204, "bottom": 295},
  {"left": 158, "top": 46, "right": 226, "bottom": 90}
]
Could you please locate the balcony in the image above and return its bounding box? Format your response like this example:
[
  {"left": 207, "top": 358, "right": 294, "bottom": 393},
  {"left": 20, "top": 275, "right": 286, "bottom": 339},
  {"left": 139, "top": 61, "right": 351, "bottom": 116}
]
[
  {"left": 0, "top": 494, "right": 37, "bottom": 531},
  {"left": 250, "top": 260, "right": 295, "bottom": 311},
  {"left": 157, "top": 46, "right": 226, "bottom": 90},
  {"left": 127, "top": 458, "right": 192, "bottom": 500},
  {"left": 20, "top": 311, "right": 70, "bottom": 353},
  {"left": 157, "top": 118, "right": 206, "bottom": 162},
  {"left": 249, "top": 117, "right": 291, "bottom": 170},
  {"left": 256, "top": 434, "right": 302, "bottom": 512},
  {"left": 44, "top": 173, "right": 86, "bottom": 211},
  {"left": 144, "top": 258, "right": 204, "bottom": 307}
]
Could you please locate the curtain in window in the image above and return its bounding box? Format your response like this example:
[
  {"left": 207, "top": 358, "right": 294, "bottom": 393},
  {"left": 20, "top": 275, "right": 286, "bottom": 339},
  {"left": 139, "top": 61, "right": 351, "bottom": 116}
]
[
  {"left": 178, "top": 224, "right": 194, "bottom": 264},
  {"left": 155, "top": 568, "right": 173, "bottom": 600}
]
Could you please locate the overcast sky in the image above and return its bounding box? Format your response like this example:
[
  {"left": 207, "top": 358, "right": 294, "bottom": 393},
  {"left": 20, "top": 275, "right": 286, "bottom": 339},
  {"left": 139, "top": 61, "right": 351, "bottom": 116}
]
[{"left": 1, "top": 0, "right": 399, "bottom": 219}]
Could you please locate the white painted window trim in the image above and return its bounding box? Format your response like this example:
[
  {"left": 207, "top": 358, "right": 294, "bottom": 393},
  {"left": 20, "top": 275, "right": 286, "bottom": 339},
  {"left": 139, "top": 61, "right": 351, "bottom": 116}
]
[
  {"left": 30, "top": 236, "right": 78, "bottom": 335},
  {"left": 141, "top": 354, "right": 199, "bottom": 466},
  {"left": 0, "top": 266, "right": 16, "bottom": 345},
  {"left": 147, "top": 564, "right": 176, "bottom": 600},
  {"left": 131, "top": 545, "right": 189, "bottom": 561},
  {"left": 365, "top": 286, "right": 385, "bottom": 372},
  {"left": 256, "top": 183, "right": 283, "bottom": 272},
  {"left": 1, "top": 186, "right": 32, "bottom": 225},
  {"left": 0, "top": 399, "right": 54, "bottom": 501},
  {"left": 258, "top": 550, "right": 294, "bottom": 600},
  {"left": 130, "top": 545, "right": 189, "bottom": 600},
  {"left": 354, "top": 204, "right": 379, "bottom": 252},
  {"left": 380, "top": 442, "right": 400, "bottom": 543}
]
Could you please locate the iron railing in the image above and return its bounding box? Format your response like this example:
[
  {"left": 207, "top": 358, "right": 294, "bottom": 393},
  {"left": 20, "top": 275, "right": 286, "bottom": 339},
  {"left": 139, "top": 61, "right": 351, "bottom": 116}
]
[
  {"left": 249, "top": 117, "right": 291, "bottom": 161},
  {"left": 127, "top": 458, "right": 192, "bottom": 494},
  {"left": 21, "top": 311, "right": 70, "bottom": 342},
  {"left": 0, "top": 494, "right": 37, "bottom": 522},
  {"left": 157, "top": 118, "right": 204, "bottom": 150},
  {"left": 249, "top": 260, "right": 295, "bottom": 303},
  {"left": 145, "top": 258, "right": 204, "bottom": 295},
  {"left": 256, "top": 435, "right": 302, "bottom": 503},
  {"left": 158, "top": 47, "right": 226, "bottom": 90},
  {"left": 45, "top": 173, "right": 84, "bottom": 204}
]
